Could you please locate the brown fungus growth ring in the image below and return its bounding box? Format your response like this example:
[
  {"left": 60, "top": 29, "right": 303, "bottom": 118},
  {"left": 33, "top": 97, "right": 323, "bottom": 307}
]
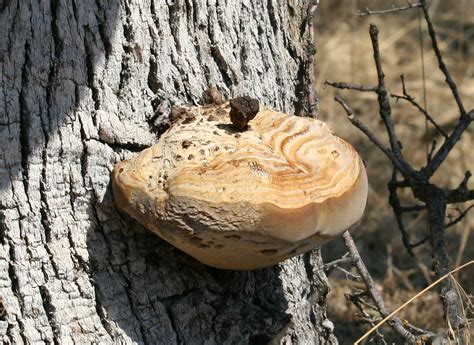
[{"left": 112, "top": 102, "right": 368, "bottom": 270}]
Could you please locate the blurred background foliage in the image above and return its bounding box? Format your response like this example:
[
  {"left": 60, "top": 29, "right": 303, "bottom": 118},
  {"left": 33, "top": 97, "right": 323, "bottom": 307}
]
[{"left": 314, "top": 0, "right": 473, "bottom": 342}]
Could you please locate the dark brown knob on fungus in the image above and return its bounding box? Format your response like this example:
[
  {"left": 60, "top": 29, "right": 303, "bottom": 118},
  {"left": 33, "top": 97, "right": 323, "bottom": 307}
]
[{"left": 229, "top": 96, "right": 260, "bottom": 130}]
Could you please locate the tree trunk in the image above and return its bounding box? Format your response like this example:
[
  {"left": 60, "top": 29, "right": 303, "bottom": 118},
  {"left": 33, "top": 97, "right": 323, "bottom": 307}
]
[{"left": 0, "top": 1, "right": 337, "bottom": 343}]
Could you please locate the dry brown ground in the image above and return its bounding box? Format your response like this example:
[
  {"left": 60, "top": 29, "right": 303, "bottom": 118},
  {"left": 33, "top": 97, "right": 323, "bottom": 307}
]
[{"left": 314, "top": 0, "right": 474, "bottom": 343}]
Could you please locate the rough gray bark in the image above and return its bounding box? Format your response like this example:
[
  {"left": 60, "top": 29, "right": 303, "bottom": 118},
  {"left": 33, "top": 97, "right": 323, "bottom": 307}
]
[{"left": 0, "top": 0, "right": 337, "bottom": 344}]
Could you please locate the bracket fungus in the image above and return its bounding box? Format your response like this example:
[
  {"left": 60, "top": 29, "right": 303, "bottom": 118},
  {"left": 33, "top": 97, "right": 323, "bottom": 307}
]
[{"left": 112, "top": 101, "right": 368, "bottom": 270}]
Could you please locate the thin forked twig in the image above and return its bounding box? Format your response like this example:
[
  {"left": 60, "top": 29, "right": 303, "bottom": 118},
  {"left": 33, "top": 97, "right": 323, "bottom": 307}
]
[
  {"left": 334, "top": 96, "right": 409, "bottom": 176},
  {"left": 322, "top": 253, "right": 354, "bottom": 272},
  {"left": 391, "top": 75, "right": 448, "bottom": 138},
  {"left": 419, "top": 0, "right": 466, "bottom": 116},
  {"left": 358, "top": 2, "right": 423, "bottom": 17},
  {"left": 446, "top": 205, "right": 474, "bottom": 229},
  {"left": 445, "top": 171, "right": 474, "bottom": 204},
  {"left": 342, "top": 231, "right": 419, "bottom": 343},
  {"left": 324, "top": 80, "right": 378, "bottom": 92},
  {"left": 423, "top": 110, "right": 473, "bottom": 179}
]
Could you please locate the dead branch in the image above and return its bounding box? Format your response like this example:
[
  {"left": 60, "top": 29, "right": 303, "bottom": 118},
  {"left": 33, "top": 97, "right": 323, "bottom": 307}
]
[
  {"left": 423, "top": 111, "right": 473, "bottom": 179},
  {"left": 323, "top": 253, "right": 354, "bottom": 272},
  {"left": 327, "top": 1, "right": 472, "bottom": 340},
  {"left": 369, "top": 25, "right": 404, "bottom": 161},
  {"left": 342, "top": 231, "right": 420, "bottom": 343},
  {"left": 324, "top": 80, "right": 377, "bottom": 92},
  {"left": 334, "top": 96, "right": 407, "bottom": 174},
  {"left": 358, "top": 2, "right": 423, "bottom": 17},
  {"left": 391, "top": 75, "right": 448, "bottom": 138},
  {"left": 388, "top": 170, "right": 416, "bottom": 255},
  {"left": 446, "top": 206, "right": 474, "bottom": 229},
  {"left": 419, "top": 0, "right": 466, "bottom": 116},
  {"left": 427, "top": 139, "right": 437, "bottom": 163},
  {"left": 445, "top": 171, "right": 474, "bottom": 204}
]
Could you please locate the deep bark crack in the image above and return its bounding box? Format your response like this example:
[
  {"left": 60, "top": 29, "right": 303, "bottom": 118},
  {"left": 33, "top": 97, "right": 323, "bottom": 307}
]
[
  {"left": 38, "top": 278, "right": 60, "bottom": 345},
  {"left": 84, "top": 28, "right": 101, "bottom": 112},
  {"left": 19, "top": 41, "right": 32, "bottom": 212}
]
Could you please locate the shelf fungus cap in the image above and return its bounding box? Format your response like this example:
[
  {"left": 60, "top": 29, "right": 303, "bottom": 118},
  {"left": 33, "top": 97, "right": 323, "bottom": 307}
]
[{"left": 112, "top": 103, "right": 368, "bottom": 270}]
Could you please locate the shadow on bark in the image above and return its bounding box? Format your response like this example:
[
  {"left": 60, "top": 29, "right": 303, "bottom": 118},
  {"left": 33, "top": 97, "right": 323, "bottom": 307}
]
[{"left": 87, "top": 181, "right": 292, "bottom": 343}]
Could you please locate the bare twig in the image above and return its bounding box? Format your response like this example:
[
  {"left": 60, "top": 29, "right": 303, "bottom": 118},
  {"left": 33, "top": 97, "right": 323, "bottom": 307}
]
[
  {"left": 388, "top": 170, "right": 415, "bottom": 255},
  {"left": 446, "top": 205, "right": 474, "bottom": 229},
  {"left": 324, "top": 80, "right": 377, "bottom": 92},
  {"left": 445, "top": 171, "right": 474, "bottom": 204},
  {"left": 333, "top": 96, "right": 411, "bottom": 174},
  {"left": 423, "top": 110, "right": 473, "bottom": 178},
  {"left": 445, "top": 190, "right": 474, "bottom": 204},
  {"left": 410, "top": 235, "right": 430, "bottom": 249},
  {"left": 419, "top": 0, "right": 466, "bottom": 116},
  {"left": 400, "top": 204, "right": 426, "bottom": 213},
  {"left": 427, "top": 139, "right": 437, "bottom": 163},
  {"left": 358, "top": 2, "right": 423, "bottom": 17},
  {"left": 369, "top": 25, "right": 404, "bottom": 161},
  {"left": 391, "top": 75, "right": 448, "bottom": 138},
  {"left": 323, "top": 253, "right": 354, "bottom": 272},
  {"left": 336, "top": 265, "right": 362, "bottom": 281},
  {"left": 346, "top": 291, "right": 388, "bottom": 344},
  {"left": 342, "top": 231, "right": 419, "bottom": 343}
]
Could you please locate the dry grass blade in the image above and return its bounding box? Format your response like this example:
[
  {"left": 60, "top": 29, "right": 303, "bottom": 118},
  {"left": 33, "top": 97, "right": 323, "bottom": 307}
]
[
  {"left": 450, "top": 277, "right": 473, "bottom": 344},
  {"left": 354, "top": 260, "right": 474, "bottom": 344}
]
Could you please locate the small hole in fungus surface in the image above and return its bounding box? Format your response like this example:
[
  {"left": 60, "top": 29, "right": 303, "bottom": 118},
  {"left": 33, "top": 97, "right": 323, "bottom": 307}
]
[{"left": 182, "top": 140, "right": 192, "bottom": 149}]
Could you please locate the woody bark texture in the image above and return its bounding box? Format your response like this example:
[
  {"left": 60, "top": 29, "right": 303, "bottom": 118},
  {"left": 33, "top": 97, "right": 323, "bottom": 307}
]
[{"left": 0, "top": 0, "right": 336, "bottom": 344}]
